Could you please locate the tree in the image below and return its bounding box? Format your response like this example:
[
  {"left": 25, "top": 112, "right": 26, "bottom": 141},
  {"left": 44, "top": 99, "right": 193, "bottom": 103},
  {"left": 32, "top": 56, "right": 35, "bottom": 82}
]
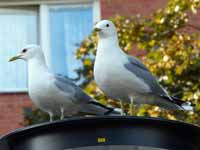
[
  {"left": 24, "top": 0, "right": 200, "bottom": 125},
  {"left": 76, "top": 0, "right": 200, "bottom": 124}
]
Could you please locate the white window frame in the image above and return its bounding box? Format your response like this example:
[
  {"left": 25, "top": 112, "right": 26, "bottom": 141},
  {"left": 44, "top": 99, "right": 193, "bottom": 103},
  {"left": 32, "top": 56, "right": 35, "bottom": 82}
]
[{"left": 0, "top": 0, "right": 100, "bottom": 93}]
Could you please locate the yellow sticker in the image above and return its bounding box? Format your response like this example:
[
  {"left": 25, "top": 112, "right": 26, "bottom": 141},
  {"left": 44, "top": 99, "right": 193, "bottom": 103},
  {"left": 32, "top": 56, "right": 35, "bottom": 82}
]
[{"left": 97, "top": 137, "right": 106, "bottom": 143}]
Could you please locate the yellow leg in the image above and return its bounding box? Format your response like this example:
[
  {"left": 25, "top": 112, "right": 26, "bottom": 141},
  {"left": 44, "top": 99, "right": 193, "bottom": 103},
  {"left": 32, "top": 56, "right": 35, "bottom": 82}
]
[
  {"left": 60, "top": 107, "right": 65, "bottom": 120},
  {"left": 130, "top": 97, "right": 134, "bottom": 116},
  {"left": 48, "top": 112, "right": 53, "bottom": 122},
  {"left": 120, "top": 100, "right": 126, "bottom": 116}
]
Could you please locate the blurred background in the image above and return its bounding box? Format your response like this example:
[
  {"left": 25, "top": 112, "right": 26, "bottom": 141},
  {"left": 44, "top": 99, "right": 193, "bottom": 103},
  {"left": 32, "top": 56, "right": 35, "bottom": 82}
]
[{"left": 0, "top": 0, "right": 200, "bottom": 135}]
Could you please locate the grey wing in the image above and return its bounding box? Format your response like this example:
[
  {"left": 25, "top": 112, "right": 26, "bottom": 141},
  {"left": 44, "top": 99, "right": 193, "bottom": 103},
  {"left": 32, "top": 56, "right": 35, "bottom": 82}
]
[
  {"left": 53, "top": 74, "right": 117, "bottom": 115},
  {"left": 53, "top": 74, "right": 93, "bottom": 103},
  {"left": 124, "top": 55, "right": 167, "bottom": 96}
]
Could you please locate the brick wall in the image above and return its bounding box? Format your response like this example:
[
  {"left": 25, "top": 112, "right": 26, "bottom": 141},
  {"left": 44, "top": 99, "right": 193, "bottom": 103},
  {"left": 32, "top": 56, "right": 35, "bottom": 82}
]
[
  {"left": 0, "top": 93, "right": 32, "bottom": 135},
  {"left": 100, "top": 0, "right": 200, "bottom": 32},
  {"left": 100, "top": 0, "right": 168, "bottom": 18}
]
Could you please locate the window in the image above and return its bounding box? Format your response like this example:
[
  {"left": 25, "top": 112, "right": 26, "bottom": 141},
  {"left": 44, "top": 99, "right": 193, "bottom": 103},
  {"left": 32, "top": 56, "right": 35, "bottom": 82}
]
[
  {"left": 0, "top": 6, "right": 38, "bottom": 92},
  {"left": 49, "top": 5, "right": 93, "bottom": 78},
  {"left": 0, "top": 0, "right": 100, "bottom": 92}
]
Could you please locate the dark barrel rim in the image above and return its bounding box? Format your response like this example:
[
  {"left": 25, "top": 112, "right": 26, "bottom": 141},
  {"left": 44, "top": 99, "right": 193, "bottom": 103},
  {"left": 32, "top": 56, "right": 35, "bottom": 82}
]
[
  {"left": 1, "top": 116, "right": 200, "bottom": 150},
  {"left": 1, "top": 116, "right": 199, "bottom": 140}
]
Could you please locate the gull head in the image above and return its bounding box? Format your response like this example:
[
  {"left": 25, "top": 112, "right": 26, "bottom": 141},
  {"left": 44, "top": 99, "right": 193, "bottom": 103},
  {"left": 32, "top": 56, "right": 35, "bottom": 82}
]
[
  {"left": 94, "top": 20, "right": 117, "bottom": 38},
  {"left": 9, "top": 44, "right": 43, "bottom": 62}
]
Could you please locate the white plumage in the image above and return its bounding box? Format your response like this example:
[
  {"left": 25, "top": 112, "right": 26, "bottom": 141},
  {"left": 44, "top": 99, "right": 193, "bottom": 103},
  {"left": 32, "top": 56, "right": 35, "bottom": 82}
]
[
  {"left": 94, "top": 20, "right": 193, "bottom": 115},
  {"left": 9, "top": 45, "right": 119, "bottom": 121}
]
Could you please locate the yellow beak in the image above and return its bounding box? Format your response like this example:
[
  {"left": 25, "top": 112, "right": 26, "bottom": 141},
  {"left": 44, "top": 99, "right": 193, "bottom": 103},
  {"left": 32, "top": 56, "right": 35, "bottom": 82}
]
[
  {"left": 9, "top": 54, "right": 22, "bottom": 62},
  {"left": 93, "top": 28, "right": 102, "bottom": 32}
]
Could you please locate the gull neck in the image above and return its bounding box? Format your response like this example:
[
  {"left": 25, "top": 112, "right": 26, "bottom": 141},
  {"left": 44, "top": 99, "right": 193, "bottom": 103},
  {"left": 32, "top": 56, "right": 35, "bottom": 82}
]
[
  {"left": 27, "top": 53, "right": 49, "bottom": 80},
  {"left": 98, "top": 34, "right": 119, "bottom": 47}
]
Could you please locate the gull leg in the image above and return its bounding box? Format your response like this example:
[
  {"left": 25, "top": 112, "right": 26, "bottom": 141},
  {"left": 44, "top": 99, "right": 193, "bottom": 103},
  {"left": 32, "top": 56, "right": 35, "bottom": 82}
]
[
  {"left": 60, "top": 107, "right": 65, "bottom": 120},
  {"left": 120, "top": 100, "right": 125, "bottom": 116},
  {"left": 130, "top": 96, "right": 134, "bottom": 116},
  {"left": 48, "top": 112, "right": 53, "bottom": 122}
]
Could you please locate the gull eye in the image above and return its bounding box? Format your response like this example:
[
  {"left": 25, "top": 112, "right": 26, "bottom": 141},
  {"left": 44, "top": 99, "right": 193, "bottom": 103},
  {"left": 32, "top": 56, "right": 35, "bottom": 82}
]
[
  {"left": 106, "top": 24, "right": 109, "bottom": 27},
  {"left": 22, "top": 49, "right": 27, "bottom": 53}
]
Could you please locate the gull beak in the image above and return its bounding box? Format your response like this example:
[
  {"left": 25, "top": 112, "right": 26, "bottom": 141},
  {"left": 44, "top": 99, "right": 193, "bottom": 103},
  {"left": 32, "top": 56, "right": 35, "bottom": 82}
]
[
  {"left": 9, "top": 54, "right": 22, "bottom": 62},
  {"left": 93, "top": 27, "right": 102, "bottom": 32}
]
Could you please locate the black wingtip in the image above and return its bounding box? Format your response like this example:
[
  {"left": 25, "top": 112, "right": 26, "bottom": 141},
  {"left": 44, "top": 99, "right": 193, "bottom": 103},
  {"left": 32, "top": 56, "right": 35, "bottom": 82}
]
[
  {"left": 88, "top": 101, "right": 120, "bottom": 115},
  {"left": 161, "top": 95, "right": 183, "bottom": 105},
  {"left": 160, "top": 95, "right": 194, "bottom": 110},
  {"left": 104, "top": 108, "right": 115, "bottom": 115}
]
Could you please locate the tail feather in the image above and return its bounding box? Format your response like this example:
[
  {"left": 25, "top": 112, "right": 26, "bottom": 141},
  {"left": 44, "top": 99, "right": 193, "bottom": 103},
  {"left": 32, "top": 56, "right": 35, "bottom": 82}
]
[
  {"left": 84, "top": 100, "right": 121, "bottom": 115},
  {"left": 161, "top": 95, "right": 194, "bottom": 111}
]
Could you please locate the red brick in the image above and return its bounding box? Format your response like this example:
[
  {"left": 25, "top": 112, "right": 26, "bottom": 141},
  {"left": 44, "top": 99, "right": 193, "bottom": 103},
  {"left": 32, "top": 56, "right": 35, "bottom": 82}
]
[
  {"left": 101, "top": 0, "right": 168, "bottom": 18},
  {"left": 0, "top": 93, "right": 32, "bottom": 135}
]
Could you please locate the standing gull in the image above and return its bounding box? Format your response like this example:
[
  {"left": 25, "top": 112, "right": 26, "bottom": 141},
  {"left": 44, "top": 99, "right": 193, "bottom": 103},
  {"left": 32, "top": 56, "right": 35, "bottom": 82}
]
[
  {"left": 93, "top": 20, "right": 192, "bottom": 115},
  {"left": 9, "top": 45, "right": 119, "bottom": 121}
]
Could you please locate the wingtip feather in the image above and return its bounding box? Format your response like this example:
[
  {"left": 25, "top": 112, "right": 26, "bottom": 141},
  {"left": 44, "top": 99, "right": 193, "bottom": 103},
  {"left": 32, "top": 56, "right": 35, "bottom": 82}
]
[{"left": 181, "top": 102, "right": 194, "bottom": 111}]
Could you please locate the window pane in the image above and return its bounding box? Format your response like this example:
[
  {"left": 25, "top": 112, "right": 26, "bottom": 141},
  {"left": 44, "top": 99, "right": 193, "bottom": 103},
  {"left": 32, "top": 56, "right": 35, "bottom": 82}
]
[
  {"left": 49, "top": 5, "right": 93, "bottom": 78},
  {"left": 0, "top": 7, "right": 38, "bottom": 92}
]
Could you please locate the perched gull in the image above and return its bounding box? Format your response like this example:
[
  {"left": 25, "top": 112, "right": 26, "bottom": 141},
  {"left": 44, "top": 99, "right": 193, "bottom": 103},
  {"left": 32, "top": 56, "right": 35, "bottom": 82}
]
[
  {"left": 9, "top": 45, "right": 119, "bottom": 121},
  {"left": 93, "top": 20, "right": 192, "bottom": 115}
]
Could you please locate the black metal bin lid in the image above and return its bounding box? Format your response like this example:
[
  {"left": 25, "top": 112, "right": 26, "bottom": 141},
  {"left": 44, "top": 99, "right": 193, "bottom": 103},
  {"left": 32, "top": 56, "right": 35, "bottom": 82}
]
[{"left": 0, "top": 116, "right": 200, "bottom": 150}]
